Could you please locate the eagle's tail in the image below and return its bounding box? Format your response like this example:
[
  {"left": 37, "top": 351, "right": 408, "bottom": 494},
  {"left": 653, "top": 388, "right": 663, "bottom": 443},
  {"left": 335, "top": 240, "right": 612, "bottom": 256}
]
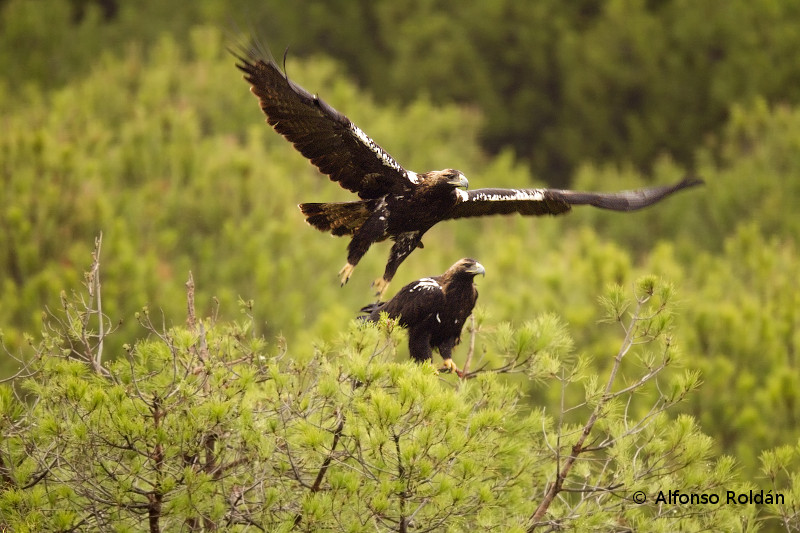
[{"left": 299, "top": 201, "right": 374, "bottom": 236}]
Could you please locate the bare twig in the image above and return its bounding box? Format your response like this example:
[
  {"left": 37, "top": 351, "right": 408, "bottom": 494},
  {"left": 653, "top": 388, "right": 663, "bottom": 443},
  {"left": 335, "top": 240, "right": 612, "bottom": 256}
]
[
  {"left": 462, "top": 314, "right": 477, "bottom": 377},
  {"left": 185, "top": 272, "right": 210, "bottom": 369},
  {"left": 186, "top": 270, "right": 197, "bottom": 333},
  {"left": 91, "top": 233, "right": 104, "bottom": 374}
]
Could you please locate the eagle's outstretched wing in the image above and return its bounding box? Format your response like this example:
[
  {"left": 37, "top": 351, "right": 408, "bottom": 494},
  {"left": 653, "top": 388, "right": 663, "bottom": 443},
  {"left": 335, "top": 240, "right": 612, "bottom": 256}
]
[
  {"left": 234, "top": 45, "right": 417, "bottom": 199},
  {"left": 445, "top": 176, "right": 703, "bottom": 220}
]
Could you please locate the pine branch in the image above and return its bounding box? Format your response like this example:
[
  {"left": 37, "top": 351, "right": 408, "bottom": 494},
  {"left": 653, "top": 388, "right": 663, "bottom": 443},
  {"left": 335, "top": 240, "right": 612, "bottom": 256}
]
[
  {"left": 292, "top": 410, "right": 346, "bottom": 528},
  {"left": 527, "top": 290, "right": 652, "bottom": 531}
]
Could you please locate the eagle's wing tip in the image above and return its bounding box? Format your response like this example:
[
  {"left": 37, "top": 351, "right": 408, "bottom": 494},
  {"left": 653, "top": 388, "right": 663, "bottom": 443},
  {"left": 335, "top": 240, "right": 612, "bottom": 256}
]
[{"left": 680, "top": 175, "right": 705, "bottom": 188}]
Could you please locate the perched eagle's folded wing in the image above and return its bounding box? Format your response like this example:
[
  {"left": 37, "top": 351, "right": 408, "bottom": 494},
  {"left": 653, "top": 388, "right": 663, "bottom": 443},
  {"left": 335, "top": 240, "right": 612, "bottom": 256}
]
[
  {"left": 363, "top": 276, "right": 446, "bottom": 326},
  {"left": 234, "top": 44, "right": 415, "bottom": 199},
  {"left": 445, "top": 176, "right": 703, "bottom": 220}
]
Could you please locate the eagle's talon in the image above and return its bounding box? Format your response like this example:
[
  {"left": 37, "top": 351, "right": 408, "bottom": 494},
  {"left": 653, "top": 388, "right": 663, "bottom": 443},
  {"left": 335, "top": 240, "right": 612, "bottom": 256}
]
[
  {"left": 439, "top": 358, "right": 460, "bottom": 375},
  {"left": 339, "top": 263, "right": 355, "bottom": 286},
  {"left": 372, "top": 277, "right": 390, "bottom": 298}
]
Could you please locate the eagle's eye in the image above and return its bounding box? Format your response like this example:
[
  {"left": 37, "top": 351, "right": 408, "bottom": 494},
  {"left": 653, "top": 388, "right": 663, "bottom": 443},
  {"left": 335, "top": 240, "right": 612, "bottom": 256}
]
[{"left": 444, "top": 170, "right": 469, "bottom": 189}]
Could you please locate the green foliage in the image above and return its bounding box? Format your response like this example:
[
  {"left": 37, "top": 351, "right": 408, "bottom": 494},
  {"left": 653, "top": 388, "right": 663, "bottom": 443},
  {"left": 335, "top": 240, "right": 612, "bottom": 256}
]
[
  {"left": 760, "top": 442, "right": 800, "bottom": 528},
  {"left": 1, "top": 275, "right": 765, "bottom": 531}
]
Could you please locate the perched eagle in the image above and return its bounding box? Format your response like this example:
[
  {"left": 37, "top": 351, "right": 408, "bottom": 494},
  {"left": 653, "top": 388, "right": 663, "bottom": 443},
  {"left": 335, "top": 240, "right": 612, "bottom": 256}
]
[
  {"left": 360, "top": 258, "right": 485, "bottom": 374},
  {"left": 235, "top": 44, "right": 703, "bottom": 296}
]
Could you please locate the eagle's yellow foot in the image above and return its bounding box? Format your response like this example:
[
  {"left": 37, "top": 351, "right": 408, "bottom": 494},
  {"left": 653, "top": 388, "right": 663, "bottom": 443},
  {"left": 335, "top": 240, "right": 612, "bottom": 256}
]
[
  {"left": 339, "top": 263, "right": 355, "bottom": 286},
  {"left": 438, "top": 358, "right": 461, "bottom": 376},
  {"left": 372, "top": 277, "right": 391, "bottom": 298}
]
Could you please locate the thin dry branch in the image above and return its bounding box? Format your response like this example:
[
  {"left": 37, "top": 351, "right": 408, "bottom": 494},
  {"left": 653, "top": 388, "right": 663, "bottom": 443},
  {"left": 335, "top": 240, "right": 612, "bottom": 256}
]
[
  {"left": 89, "top": 233, "right": 104, "bottom": 374},
  {"left": 462, "top": 314, "right": 477, "bottom": 376}
]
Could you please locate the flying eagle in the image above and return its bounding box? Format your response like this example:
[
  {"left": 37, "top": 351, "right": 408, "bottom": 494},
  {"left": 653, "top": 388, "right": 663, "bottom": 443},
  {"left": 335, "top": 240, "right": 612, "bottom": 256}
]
[
  {"left": 235, "top": 44, "right": 703, "bottom": 296},
  {"left": 360, "top": 258, "right": 485, "bottom": 375}
]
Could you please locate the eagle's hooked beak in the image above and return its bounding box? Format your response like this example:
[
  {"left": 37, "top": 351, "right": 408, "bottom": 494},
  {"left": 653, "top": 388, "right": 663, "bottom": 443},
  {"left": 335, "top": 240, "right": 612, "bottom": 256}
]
[
  {"left": 467, "top": 261, "right": 486, "bottom": 277},
  {"left": 448, "top": 171, "right": 469, "bottom": 189}
]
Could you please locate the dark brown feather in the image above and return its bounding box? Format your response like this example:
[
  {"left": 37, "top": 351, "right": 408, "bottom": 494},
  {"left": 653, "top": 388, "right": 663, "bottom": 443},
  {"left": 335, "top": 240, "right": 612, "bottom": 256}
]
[
  {"left": 234, "top": 45, "right": 415, "bottom": 199},
  {"left": 299, "top": 201, "right": 376, "bottom": 236}
]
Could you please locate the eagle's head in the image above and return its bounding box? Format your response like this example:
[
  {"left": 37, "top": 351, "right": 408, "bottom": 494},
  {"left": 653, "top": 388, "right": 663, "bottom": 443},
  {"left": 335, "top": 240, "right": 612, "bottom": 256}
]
[
  {"left": 423, "top": 169, "right": 469, "bottom": 190},
  {"left": 447, "top": 258, "right": 486, "bottom": 279}
]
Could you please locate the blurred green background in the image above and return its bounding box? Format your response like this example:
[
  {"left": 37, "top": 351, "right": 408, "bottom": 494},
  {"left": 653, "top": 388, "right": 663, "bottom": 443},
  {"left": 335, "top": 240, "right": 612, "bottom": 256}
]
[{"left": 2, "top": 0, "right": 799, "bottom": 486}]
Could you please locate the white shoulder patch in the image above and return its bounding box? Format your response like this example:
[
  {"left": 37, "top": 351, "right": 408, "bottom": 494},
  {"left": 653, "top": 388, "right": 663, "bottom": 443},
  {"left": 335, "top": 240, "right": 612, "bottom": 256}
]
[
  {"left": 455, "top": 188, "right": 469, "bottom": 201},
  {"left": 513, "top": 189, "right": 546, "bottom": 201},
  {"left": 408, "top": 277, "right": 441, "bottom": 292},
  {"left": 406, "top": 170, "right": 419, "bottom": 184},
  {"left": 350, "top": 123, "right": 404, "bottom": 173},
  {"left": 471, "top": 189, "right": 546, "bottom": 202}
]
